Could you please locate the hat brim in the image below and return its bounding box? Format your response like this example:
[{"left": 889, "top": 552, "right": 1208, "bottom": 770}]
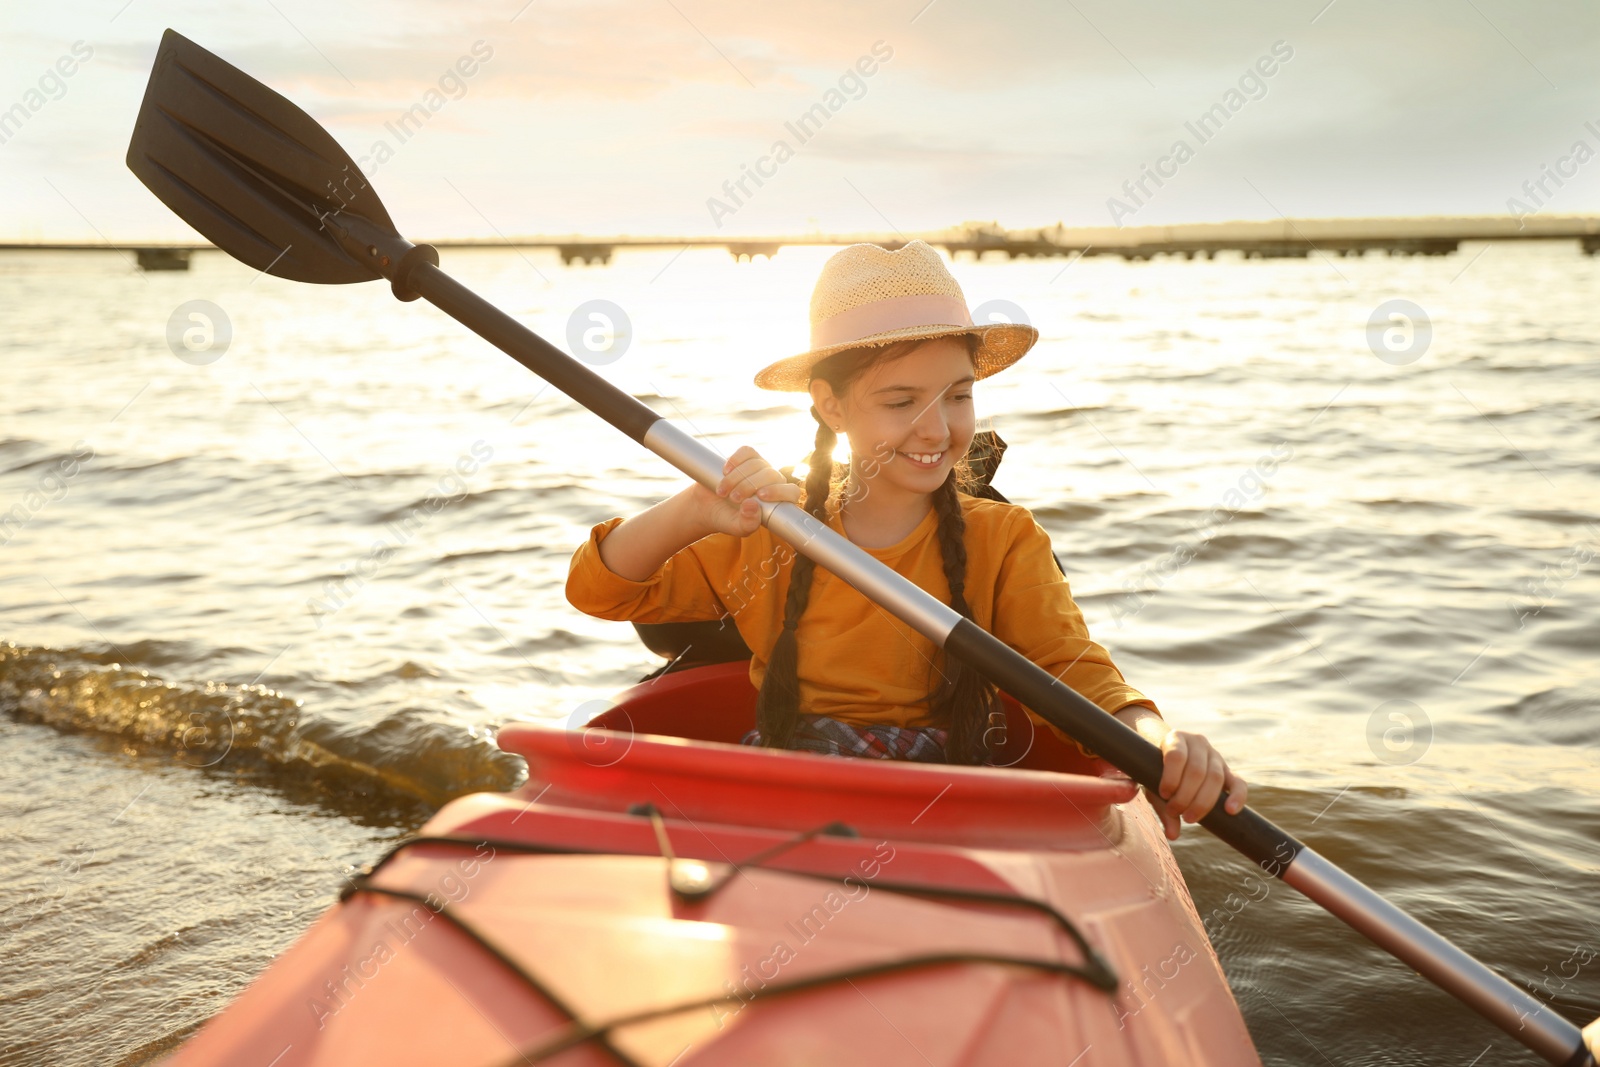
[{"left": 753, "top": 322, "right": 1039, "bottom": 392}]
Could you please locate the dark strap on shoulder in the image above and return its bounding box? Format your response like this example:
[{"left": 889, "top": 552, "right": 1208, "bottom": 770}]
[
  {"left": 961, "top": 431, "right": 1066, "bottom": 579},
  {"left": 963, "top": 430, "right": 1009, "bottom": 502}
]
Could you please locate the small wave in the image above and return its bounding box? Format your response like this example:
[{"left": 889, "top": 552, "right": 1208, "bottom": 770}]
[
  {"left": 1295, "top": 399, "right": 1389, "bottom": 421},
  {"left": 3, "top": 448, "right": 94, "bottom": 477},
  {"left": 1150, "top": 617, "right": 1303, "bottom": 666},
  {"left": 370, "top": 484, "right": 517, "bottom": 525},
  {"left": 111, "top": 1022, "right": 207, "bottom": 1067},
  {"left": 1105, "top": 366, "right": 1243, "bottom": 385},
  {"left": 1482, "top": 333, "right": 1600, "bottom": 349},
  {"left": 436, "top": 545, "right": 542, "bottom": 565},
  {"left": 105, "top": 917, "right": 232, "bottom": 973},
  {"left": 1013, "top": 405, "right": 1112, "bottom": 423},
  {"left": 1501, "top": 508, "right": 1600, "bottom": 527},
  {"left": 322, "top": 659, "right": 455, "bottom": 694},
  {"left": 44, "top": 637, "right": 219, "bottom": 669},
  {"left": 1199, "top": 531, "right": 1306, "bottom": 559},
  {"left": 0, "top": 644, "right": 524, "bottom": 824},
  {"left": 1498, "top": 681, "right": 1600, "bottom": 746},
  {"left": 1536, "top": 616, "right": 1600, "bottom": 656},
  {"left": 1139, "top": 504, "right": 1270, "bottom": 525},
  {"left": 8, "top": 449, "right": 197, "bottom": 477},
  {"left": 1358, "top": 498, "right": 1470, "bottom": 514},
  {"left": 1030, "top": 501, "right": 1107, "bottom": 523},
  {"left": 80, "top": 571, "right": 207, "bottom": 589},
  {"left": 1446, "top": 402, "right": 1547, "bottom": 423}
]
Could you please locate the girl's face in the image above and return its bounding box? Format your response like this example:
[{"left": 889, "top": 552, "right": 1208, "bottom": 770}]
[{"left": 814, "top": 335, "right": 978, "bottom": 502}]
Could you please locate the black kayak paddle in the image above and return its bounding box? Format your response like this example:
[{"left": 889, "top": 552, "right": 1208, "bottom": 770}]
[{"left": 125, "top": 28, "right": 1593, "bottom": 1067}]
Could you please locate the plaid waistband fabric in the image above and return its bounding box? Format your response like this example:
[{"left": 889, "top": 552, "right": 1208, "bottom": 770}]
[{"left": 740, "top": 715, "right": 951, "bottom": 763}]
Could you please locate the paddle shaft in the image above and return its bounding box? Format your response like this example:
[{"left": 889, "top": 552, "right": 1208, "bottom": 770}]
[{"left": 397, "top": 258, "right": 1589, "bottom": 1066}]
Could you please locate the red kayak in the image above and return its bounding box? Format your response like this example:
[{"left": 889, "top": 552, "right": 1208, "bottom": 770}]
[{"left": 166, "top": 661, "right": 1260, "bottom": 1066}]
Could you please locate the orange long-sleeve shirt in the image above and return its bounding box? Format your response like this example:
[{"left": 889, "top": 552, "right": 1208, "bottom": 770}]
[{"left": 565, "top": 493, "right": 1156, "bottom": 738}]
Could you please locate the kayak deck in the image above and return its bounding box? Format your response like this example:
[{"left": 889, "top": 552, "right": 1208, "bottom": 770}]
[{"left": 165, "top": 663, "right": 1260, "bottom": 1066}]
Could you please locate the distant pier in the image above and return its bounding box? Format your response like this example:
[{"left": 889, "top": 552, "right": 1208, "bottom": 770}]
[
  {"left": 134, "top": 247, "right": 192, "bottom": 271},
  {"left": 6, "top": 215, "right": 1599, "bottom": 271},
  {"left": 436, "top": 216, "right": 1600, "bottom": 264}
]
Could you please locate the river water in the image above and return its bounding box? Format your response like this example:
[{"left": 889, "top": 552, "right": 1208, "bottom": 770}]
[{"left": 1, "top": 242, "right": 1596, "bottom": 1066}]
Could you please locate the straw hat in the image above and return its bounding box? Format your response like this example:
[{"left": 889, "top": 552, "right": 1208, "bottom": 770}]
[{"left": 753, "top": 240, "right": 1039, "bottom": 392}]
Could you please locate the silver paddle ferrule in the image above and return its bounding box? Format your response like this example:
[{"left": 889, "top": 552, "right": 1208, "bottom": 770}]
[{"left": 1283, "top": 848, "right": 1590, "bottom": 1065}]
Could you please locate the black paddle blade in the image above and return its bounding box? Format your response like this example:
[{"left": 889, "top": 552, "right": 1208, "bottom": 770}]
[{"left": 127, "top": 28, "right": 396, "bottom": 284}]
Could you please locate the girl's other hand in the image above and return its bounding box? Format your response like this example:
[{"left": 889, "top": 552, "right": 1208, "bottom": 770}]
[
  {"left": 696, "top": 445, "right": 802, "bottom": 538},
  {"left": 1152, "top": 730, "right": 1248, "bottom": 841}
]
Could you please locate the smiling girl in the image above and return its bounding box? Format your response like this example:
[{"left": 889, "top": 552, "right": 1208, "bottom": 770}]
[{"left": 566, "top": 240, "right": 1245, "bottom": 838}]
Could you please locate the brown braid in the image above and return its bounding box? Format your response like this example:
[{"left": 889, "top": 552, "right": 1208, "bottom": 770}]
[
  {"left": 752, "top": 332, "right": 998, "bottom": 763},
  {"left": 927, "top": 465, "right": 1002, "bottom": 764},
  {"left": 752, "top": 413, "right": 837, "bottom": 749}
]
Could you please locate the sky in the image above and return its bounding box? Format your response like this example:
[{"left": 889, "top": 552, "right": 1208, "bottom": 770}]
[{"left": 3, "top": 0, "right": 1600, "bottom": 242}]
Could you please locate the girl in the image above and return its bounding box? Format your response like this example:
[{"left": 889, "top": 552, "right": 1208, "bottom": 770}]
[{"left": 566, "top": 240, "right": 1246, "bottom": 839}]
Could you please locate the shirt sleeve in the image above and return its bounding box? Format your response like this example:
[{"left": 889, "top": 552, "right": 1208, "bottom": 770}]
[
  {"left": 989, "top": 508, "right": 1159, "bottom": 750},
  {"left": 565, "top": 517, "right": 734, "bottom": 624}
]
